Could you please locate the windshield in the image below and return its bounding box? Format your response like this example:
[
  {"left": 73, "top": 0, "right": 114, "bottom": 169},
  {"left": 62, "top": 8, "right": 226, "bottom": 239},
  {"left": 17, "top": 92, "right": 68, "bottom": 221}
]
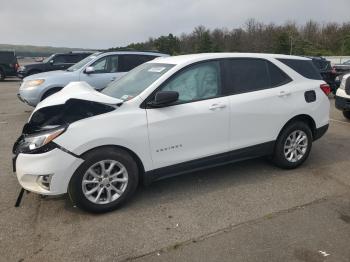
[
  {"left": 344, "top": 60, "right": 350, "bottom": 65},
  {"left": 102, "top": 63, "right": 174, "bottom": 101},
  {"left": 43, "top": 54, "right": 55, "bottom": 63},
  {"left": 66, "top": 53, "right": 101, "bottom": 71}
]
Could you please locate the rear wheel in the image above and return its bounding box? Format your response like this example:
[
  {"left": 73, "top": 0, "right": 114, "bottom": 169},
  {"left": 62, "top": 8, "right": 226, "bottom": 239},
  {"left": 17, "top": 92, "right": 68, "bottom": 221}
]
[
  {"left": 68, "top": 147, "right": 139, "bottom": 213},
  {"left": 0, "top": 69, "right": 5, "bottom": 81},
  {"left": 272, "top": 121, "right": 312, "bottom": 169},
  {"left": 343, "top": 111, "right": 350, "bottom": 120}
]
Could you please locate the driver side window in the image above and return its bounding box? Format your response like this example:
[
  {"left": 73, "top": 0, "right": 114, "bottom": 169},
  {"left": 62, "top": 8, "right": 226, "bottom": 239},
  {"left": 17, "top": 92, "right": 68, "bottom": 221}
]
[
  {"left": 160, "top": 61, "right": 221, "bottom": 103},
  {"left": 90, "top": 55, "right": 119, "bottom": 73},
  {"left": 91, "top": 56, "right": 109, "bottom": 73}
]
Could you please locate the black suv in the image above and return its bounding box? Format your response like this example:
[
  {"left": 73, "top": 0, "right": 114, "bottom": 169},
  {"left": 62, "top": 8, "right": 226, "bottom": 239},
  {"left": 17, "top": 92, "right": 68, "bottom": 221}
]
[
  {"left": 308, "top": 56, "right": 338, "bottom": 94},
  {"left": 17, "top": 51, "right": 94, "bottom": 79},
  {"left": 0, "top": 51, "right": 19, "bottom": 80}
]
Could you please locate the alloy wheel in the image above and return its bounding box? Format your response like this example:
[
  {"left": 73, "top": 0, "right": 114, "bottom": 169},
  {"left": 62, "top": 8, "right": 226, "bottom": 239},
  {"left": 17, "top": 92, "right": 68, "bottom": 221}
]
[
  {"left": 82, "top": 160, "right": 128, "bottom": 204},
  {"left": 283, "top": 130, "right": 308, "bottom": 163}
]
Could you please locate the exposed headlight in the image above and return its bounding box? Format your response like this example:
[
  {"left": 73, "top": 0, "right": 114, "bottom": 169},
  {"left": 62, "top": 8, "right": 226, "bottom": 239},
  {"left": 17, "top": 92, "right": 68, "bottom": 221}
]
[
  {"left": 18, "top": 127, "right": 66, "bottom": 153},
  {"left": 18, "top": 66, "right": 25, "bottom": 71},
  {"left": 23, "top": 79, "right": 45, "bottom": 88}
]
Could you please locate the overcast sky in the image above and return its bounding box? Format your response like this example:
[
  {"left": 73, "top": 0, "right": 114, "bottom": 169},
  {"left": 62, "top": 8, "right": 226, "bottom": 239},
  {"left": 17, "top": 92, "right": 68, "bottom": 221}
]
[{"left": 0, "top": 0, "right": 349, "bottom": 49}]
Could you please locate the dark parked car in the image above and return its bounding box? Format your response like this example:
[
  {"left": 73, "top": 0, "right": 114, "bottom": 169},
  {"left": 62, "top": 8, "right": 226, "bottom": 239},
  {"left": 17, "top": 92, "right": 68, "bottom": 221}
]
[
  {"left": 0, "top": 51, "right": 19, "bottom": 80},
  {"left": 333, "top": 59, "right": 350, "bottom": 75},
  {"left": 308, "top": 56, "right": 338, "bottom": 94},
  {"left": 17, "top": 51, "right": 94, "bottom": 79}
]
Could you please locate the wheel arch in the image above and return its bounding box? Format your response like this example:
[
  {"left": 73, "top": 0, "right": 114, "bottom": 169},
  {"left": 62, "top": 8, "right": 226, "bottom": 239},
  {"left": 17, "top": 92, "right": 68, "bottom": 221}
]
[
  {"left": 79, "top": 144, "right": 146, "bottom": 185},
  {"left": 278, "top": 114, "right": 317, "bottom": 140},
  {"left": 0, "top": 66, "right": 5, "bottom": 77},
  {"left": 40, "top": 86, "right": 64, "bottom": 101}
]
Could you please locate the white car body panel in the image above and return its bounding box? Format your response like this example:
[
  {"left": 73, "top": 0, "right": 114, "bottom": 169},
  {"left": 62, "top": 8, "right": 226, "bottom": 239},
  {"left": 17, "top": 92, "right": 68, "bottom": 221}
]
[
  {"left": 15, "top": 53, "right": 330, "bottom": 195},
  {"left": 35, "top": 81, "right": 123, "bottom": 110},
  {"left": 16, "top": 148, "right": 83, "bottom": 195},
  {"left": 146, "top": 96, "right": 230, "bottom": 169}
]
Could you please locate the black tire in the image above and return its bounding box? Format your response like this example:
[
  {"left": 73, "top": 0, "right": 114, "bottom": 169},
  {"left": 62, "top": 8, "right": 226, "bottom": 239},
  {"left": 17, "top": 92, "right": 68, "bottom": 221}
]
[
  {"left": 343, "top": 111, "right": 350, "bottom": 120},
  {"left": 41, "top": 88, "right": 61, "bottom": 101},
  {"left": 272, "top": 121, "right": 313, "bottom": 169},
  {"left": 68, "top": 147, "right": 139, "bottom": 213},
  {"left": 0, "top": 69, "right": 5, "bottom": 81}
]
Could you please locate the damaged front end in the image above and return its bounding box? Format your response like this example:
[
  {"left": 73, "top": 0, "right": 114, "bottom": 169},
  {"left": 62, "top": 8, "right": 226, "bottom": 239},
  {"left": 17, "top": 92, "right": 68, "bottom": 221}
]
[
  {"left": 13, "top": 98, "right": 117, "bottom": 163},
  {"left": 12, "top": 82, "right": 122, "bottom": 206}
]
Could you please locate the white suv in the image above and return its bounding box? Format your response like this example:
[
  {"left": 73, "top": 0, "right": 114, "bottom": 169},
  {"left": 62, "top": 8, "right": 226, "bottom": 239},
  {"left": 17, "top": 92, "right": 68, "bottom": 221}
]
[
  {"left": 13, "top": 53, "right": 330, "bottom": 213},
  {"left": 335, "top": 74, "right": 350, "bottom": 120}
]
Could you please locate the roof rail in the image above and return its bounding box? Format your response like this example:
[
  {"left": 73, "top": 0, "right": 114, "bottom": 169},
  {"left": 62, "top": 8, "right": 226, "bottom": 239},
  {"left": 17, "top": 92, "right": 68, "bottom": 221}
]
[
  {"left": 103, "top": 49, "right": 163, "bottom": 54},
  {"left": 69, "top": 50, "right": 96, "bottom": 54}
]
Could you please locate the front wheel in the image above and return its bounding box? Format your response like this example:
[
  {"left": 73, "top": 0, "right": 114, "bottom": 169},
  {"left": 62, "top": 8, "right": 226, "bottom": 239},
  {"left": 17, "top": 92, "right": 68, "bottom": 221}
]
[
  {"left": 68, "top": 147, "right": 139, "bottom": 213},
  {"left": 343, "top": 111, "right": 350, "bottom": 120},
  {"left": 272, "top": 121, "right": 312, "bottom": 169}
]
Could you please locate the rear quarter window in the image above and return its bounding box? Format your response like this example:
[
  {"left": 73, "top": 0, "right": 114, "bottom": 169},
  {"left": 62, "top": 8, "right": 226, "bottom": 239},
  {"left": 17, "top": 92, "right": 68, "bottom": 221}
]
[
  {"left": 278, "top": 58, "right": 322, "bottom": 80},
  {"left": 0, "top": 52, "right": 16, "bottom": 63},
  {"left": 119, "top": 55, "right": 158, "bottom": 72}
]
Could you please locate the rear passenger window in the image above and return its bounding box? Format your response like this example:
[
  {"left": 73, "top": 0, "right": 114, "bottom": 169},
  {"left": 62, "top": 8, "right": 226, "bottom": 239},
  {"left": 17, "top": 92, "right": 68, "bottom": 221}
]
[
  {"left": 267, "top": 62, "right": 292, "bottom": 87},
  {"left": 278, "top": 59, "right": 322, "bottom": 80},
  {"left": 119, "top": 55, "right": 157, "bottom": 72},
  {"left": 224, "top": 59, "right": 270, "bottom": 94},
  {"left": 65, "top": 55, "right": 81, "bottom": 63}
]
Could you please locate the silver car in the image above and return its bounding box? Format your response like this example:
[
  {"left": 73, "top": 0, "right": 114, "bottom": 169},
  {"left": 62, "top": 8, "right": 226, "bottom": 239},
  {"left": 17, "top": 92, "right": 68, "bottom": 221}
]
[{"left": 18, "top": 51, "right": 168, "bottom": 106}]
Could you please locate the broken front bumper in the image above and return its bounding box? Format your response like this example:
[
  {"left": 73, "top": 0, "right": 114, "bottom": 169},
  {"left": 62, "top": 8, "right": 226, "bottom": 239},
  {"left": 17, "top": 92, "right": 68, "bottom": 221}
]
[{"left": 14, "top": 148, "right": 83, "bottom": 195}]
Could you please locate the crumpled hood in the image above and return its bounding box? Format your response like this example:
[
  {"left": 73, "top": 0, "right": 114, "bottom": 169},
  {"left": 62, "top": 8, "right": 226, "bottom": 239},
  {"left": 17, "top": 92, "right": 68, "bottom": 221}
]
[{"left": 35, "top": 81, "right": 123, "bottom": 111}]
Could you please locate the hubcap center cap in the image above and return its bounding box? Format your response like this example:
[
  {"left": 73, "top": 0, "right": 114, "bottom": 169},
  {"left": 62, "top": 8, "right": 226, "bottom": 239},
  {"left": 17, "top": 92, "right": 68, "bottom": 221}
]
[{"left": 101, "top": 178, "right": 109, "bottom": 186}]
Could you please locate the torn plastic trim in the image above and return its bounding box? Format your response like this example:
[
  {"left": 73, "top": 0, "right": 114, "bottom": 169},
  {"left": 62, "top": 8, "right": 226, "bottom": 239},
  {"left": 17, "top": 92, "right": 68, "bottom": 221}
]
[{"left": 27, "top": 98, "right": 120, "bottom": 134}]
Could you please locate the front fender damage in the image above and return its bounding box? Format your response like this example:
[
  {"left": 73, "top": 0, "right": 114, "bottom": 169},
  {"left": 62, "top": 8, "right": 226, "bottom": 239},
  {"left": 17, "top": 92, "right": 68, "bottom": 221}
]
[{"left": 13, "top": 99, "right": 119, "bottom": 155}]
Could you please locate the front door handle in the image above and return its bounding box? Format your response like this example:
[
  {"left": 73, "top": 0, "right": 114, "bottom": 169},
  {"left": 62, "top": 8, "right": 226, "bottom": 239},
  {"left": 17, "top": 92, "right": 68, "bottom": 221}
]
[
  {"left": 277, "top": 90, "right": 291, "bottom": 97},
  {"left": 110, "top": 77, "right": 116, "bottom": 82},
  {"left": 209, "top": 103, "right": 226, "bottom": 110}
]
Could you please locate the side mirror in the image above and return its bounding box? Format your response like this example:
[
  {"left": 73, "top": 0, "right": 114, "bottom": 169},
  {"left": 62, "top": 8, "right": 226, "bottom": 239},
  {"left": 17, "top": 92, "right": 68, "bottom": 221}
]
[
  {"left": 148, "top": 91, "right": 179, "bottom": 107},
  {"left": 85, "top": 66, "right": 95, "bottom": 74}
]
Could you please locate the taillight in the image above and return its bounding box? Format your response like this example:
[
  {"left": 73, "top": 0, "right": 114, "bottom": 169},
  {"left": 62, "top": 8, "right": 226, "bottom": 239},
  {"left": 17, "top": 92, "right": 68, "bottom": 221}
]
[
  {"left": 320, "top": 83, "right": 331, "bottom": 96},
  {"left": 15, "top": 63, "right": 19, "bottom": 70}
]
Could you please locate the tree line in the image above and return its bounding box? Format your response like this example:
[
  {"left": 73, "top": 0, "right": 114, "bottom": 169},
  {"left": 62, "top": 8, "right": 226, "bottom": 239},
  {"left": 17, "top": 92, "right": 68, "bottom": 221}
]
[{"left": 109, "top": 19, "right": 350, "bottom": 56}]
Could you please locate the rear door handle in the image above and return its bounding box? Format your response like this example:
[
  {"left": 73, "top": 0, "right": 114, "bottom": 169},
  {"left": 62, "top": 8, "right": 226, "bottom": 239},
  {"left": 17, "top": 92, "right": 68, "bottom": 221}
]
[
  {"left": 110, "top": 77, "right": 116, "bottom": 81},
  {"left": 277, "top": 90, "right": 291, "bottom": 97},
  {"left": 209, "top": 103, "right": 226, "bottom": 110}
]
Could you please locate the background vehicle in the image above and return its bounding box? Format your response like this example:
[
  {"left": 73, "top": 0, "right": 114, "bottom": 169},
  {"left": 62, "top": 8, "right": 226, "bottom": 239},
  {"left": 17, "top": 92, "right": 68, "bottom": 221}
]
[
  {"left": 18, "top": 51, "right": 168, "bottom": 106},
  {"left": 13, "top": 53, "right": 330, "bottom": 213},
  {"left": 333, "top": 59, "right": 350, "bottom": 75},
  {"left": 17, "top": 51, "right": 94, "bottom": 78},
  {"left": 308, "top": 56, "right": 338, "bottom": 94},
  {"left": 0, "top": 51, "right": 19, "bottom": 80},
  {"left": 335, "top": 74, "right": 350, "bottom": 120}
]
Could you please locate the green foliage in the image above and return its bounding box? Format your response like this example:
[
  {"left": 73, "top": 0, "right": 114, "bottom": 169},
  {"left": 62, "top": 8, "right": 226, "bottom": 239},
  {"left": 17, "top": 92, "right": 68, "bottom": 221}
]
[
  {"left": 274, "top": 32, "right": 290, "bottom": 54},
  {"left": 111, "top": 20, "right": 350, "bottom": 56},
  {"left": 0, "top": 44, "right": 93, "bottom": 57},
  {"left": 154, "top": 34, "right": 180, "bottom": 55},
  {"left": 5, "top": 20, "right": 350, "bottom": 57}
]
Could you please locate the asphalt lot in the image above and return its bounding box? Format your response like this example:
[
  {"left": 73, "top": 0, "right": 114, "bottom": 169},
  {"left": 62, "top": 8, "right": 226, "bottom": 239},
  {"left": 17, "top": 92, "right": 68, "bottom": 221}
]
[{"left": 0, "top": 78, "right": 349, "bottom": 262}]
